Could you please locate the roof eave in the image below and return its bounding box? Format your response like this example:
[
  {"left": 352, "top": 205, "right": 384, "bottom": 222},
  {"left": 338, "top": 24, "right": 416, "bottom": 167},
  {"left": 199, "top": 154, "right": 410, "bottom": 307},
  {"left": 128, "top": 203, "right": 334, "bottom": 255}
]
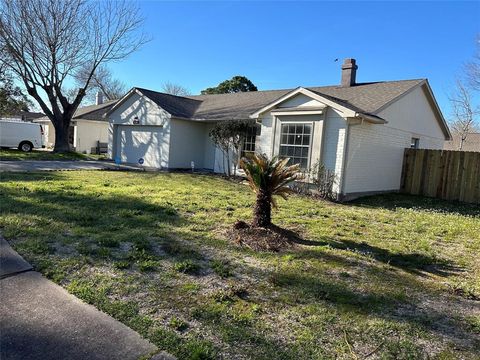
[
  {"left": 249, "top": 87, "right": 358, "bottom": 119},
  {"left": 354, "top": 113, "right": 388, "bottom": 124},
  {"left": 104, "top": 88, "right": 142, "bottom": 118},
  {"left": 421, "top": 81, "right": 452, "bottom": 140}
]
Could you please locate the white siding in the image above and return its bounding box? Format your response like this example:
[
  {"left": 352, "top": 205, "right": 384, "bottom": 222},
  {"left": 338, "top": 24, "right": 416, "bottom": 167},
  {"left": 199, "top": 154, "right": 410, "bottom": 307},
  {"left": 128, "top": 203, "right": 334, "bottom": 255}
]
[
  {"left": 75, "top": 120, "right": 109, "bottom": 153},
  {"left": 39, "top": 120, "right": 55, "bottom": 148},
  {"left": 169, "top": 119, "right": 208, "bottom": 169},
  {"left": 256, "top": 113, "right": 275, "bottom": 157},
  {"left": 109, "top": 92, "right": 170, "bottom": 126},
  {"left": 342, "top": 85, "right": 446, "bottom": 195},
  {"left": 108, "top": 92, "right": 171, "bottom": 166},
  {"left": 377, "top": 85, "right": 446, "bottom": 141},
  {"left": 322, "top": 108, "right": 347, "bottom": 194},
  {"left": 278, "top": 94, "right": 324, "bottom": 108},
  {"left": 36, "top": 118, "right": 108, "bottom": 153},
  {"left": 204, "top": 123, "right": 217, "bottom": 171}
]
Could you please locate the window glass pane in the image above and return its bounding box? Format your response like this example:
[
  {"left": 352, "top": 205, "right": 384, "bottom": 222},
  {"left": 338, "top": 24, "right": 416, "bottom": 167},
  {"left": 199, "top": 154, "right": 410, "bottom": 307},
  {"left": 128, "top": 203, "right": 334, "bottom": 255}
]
[
  {"left": 410, "top": 138, "right": 419, "bottom": 149},
  {"left": 278, "top": 123, "right": 311, "bottom": 169},
  {"left": 295, "top": 134, "right": 302, "bottom": 145}
]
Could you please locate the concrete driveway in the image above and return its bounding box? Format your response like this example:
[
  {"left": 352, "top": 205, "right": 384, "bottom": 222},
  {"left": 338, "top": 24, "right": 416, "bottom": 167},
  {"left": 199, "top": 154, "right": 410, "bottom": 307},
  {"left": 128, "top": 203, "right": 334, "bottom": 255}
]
[
  {"left": 0, "top": 237, "right": 173, "bottom": 360},
  {"left": 0, "top": 160, "right": 141, "bottom": 172}
]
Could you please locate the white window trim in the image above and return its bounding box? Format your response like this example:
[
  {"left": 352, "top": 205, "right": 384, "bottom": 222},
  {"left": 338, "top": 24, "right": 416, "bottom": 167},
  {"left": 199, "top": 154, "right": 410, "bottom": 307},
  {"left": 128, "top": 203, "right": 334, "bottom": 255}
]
[{"left": 278, "top": 121, "right": 314, "bottom": 169}]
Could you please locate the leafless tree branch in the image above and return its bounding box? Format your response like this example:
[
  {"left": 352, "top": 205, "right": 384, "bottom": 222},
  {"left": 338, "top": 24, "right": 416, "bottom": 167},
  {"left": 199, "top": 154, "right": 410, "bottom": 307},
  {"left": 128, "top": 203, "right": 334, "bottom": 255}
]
[
  {"left": 161, "top": 82, "right": 191, "bottom": 97},
  {"left": 465, "top": 35, "right": 480, "bottom": 91},
  {"left": 0, "top": 0, "right": 149, "bottom": 151},
  {"left": 448, "top": 80, "right": 479, "bottom": 150}
]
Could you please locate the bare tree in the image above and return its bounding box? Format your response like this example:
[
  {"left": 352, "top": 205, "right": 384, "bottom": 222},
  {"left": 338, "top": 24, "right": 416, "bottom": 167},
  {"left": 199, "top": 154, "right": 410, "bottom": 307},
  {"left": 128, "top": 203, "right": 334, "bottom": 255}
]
[
  {"left": 0, "top": 0, "right": 148, "bottom": 152},
  {"left": 448, "top": 80, "right": 479, "bottom": 150},
  {"left": 465, "top": 35, "right": 480, "bottom": 91},
  {"left": 76, "top": 65, "right": 127, "bottom": 102},
  {"left": 161, "top": 82, "right": 191, "bottom": 96}
]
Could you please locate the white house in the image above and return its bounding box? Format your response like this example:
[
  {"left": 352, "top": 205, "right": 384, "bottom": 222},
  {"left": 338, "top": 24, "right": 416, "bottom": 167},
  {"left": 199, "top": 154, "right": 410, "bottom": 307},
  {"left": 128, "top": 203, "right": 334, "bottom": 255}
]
[
  {"left": 107, "top": 59, "right": 451, "bottom": 200},
  {"left": 35, "top": 93, "right": 115, "bottom": 153}
]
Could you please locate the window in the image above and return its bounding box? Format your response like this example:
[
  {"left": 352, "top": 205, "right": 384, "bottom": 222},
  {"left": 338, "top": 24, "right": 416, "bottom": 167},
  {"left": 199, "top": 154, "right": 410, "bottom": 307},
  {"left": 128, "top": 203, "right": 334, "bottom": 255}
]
[
  {"left": 279, "top": 123, "right": 311, "bottom": 169},
  {"left": 410, "top": 137, "right": 420, "bottom": 149},
  {"left": 241, "top": 125, "right": 260, "bottom": 157}
]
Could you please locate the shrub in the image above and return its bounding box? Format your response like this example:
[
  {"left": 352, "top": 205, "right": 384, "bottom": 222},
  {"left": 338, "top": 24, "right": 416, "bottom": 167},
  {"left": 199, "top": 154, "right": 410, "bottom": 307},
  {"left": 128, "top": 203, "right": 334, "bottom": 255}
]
[{"left": 291, "top": 160, "right": 337, "bottom": 200}]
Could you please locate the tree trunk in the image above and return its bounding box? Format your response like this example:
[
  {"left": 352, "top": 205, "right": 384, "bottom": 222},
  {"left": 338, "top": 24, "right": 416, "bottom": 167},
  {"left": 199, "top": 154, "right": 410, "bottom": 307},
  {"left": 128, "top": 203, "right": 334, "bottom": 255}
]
[
  {"left": 53, "top": 119, "right": 71, "bottom": 153},
  {"left": 252, "top": 190, "right": 271, "bottom": 228}
]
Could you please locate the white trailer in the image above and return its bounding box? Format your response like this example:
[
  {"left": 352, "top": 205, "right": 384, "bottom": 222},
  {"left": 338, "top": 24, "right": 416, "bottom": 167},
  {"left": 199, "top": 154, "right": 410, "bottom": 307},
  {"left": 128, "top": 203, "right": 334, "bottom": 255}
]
[{"left": 0, "top": 119, "right": 44, "bottom": 152}]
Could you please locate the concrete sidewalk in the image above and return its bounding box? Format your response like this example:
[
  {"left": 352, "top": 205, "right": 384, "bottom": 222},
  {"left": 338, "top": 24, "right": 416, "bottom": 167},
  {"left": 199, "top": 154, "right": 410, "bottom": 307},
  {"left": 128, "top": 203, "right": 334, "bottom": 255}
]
[
  {"left": 0, "top": 160, "right": 142, "bottom": 172},
  {"left": 0, "top": 237, "right": 169, "bottom": 360}
]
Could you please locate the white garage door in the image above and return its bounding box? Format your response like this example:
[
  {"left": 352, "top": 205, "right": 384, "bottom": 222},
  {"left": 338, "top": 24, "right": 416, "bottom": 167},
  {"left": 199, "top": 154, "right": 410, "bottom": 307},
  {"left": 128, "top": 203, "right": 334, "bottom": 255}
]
[{"left": 117, "top": 125, "right": 163, "bottom": 168}]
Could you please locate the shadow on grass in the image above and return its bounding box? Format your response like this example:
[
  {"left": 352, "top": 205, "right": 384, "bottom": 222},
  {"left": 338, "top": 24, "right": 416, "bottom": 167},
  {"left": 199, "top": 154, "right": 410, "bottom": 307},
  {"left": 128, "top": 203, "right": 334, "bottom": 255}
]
[
  {"left": 265, "top": 224, "right": 461, "bottom": 277},
  {"left": 254, "top": 262, "right": 479, "bottom": 354},
  {"left": 350, "top": 193, "right": 480, "bottom": 217},
  {"left": 327, "top": 238, "right": 463, "bottom": 277},
  {"left": 0, "top": 171, "right": 65, "bottom": 182},
  {"left": 0, "top": 184, "right": 183, "bottom": 255},
  {"left": 296, "top": 237, "right": 463, "bottom": 277}
]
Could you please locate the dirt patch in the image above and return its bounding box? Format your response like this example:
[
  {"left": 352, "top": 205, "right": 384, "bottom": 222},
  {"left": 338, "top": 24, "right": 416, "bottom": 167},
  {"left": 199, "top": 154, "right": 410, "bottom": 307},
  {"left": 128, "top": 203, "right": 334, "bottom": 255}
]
[{"left": 225, "top": 221, "right": 302, "bottom": 252}]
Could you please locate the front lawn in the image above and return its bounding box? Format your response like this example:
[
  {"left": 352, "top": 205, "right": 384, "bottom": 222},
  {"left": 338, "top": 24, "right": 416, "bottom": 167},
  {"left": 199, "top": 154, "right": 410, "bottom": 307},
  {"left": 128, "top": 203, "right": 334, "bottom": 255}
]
[
  {"left": 0, "top": 149, "right": 105, "bottom": 161},
  {"left": 0, "top": 171, "right": 478, "bottom": 359}
]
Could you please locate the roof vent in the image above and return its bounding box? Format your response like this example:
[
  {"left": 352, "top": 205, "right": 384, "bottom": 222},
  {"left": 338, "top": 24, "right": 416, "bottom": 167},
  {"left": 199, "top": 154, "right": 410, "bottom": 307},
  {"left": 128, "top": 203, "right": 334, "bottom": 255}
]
[{"left": 341, "top": 58, "right": 357, "bottom": 87}]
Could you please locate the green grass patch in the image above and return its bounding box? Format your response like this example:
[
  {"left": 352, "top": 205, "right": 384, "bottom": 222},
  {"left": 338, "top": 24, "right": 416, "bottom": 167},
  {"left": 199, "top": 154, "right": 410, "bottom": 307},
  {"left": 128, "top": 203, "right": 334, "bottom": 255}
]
[
  {"left": 1, "top": 171, "right": 479, "bottom": 359},
  {"left": 173, "top": 260, "right": 201, "bottom": 275},
  {"left": 210, "top": 259, "right": 234, "bottom": 278},
  {"left": 0, "top": 148, "right": 96, "bottom": 161}
]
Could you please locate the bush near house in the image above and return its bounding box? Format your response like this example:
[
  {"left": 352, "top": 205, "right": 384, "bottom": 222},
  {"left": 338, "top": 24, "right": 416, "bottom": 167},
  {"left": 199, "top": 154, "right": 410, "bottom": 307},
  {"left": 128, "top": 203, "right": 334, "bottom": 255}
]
[{"left": 0, "top": 171, "right": 479, "bottom": 359}]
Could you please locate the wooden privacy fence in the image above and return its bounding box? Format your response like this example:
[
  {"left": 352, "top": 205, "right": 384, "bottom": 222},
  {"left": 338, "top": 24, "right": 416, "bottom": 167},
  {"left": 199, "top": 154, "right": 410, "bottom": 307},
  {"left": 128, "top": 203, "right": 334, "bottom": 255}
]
[{"left": 401, "top": 148, "right": 480, "bottom": 204}]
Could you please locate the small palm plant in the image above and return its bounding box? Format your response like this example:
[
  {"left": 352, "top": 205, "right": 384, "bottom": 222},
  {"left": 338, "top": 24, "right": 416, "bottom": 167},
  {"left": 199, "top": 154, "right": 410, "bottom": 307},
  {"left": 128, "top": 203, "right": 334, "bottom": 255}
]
[{"left": 239, "top": 153, "right": 300, "bottom": 228}]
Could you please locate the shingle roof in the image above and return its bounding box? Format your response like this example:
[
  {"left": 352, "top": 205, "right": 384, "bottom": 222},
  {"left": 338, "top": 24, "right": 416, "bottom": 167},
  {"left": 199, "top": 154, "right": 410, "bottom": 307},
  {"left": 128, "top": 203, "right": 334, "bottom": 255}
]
[
  {"left": 73, "top": 99, "right": 118, "bottom": 121},
  {"left": 444, "top": 133, "right": 480, "bottom": 152},
  {"left": 134, "top": 79, "right": 424, "bottom": 121},
  {"left": 136, "top": 88, "right": 201, "bottom": 119},
  {"left": 3, "top": 111, "right": 45, "bottom": 121}
]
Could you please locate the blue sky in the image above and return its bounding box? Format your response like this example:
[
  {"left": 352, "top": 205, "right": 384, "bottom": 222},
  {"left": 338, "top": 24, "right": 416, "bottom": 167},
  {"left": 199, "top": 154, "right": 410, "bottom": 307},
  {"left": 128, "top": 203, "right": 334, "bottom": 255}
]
[{"left": 110, "top": 1, "right": 479, "bottom": 117}]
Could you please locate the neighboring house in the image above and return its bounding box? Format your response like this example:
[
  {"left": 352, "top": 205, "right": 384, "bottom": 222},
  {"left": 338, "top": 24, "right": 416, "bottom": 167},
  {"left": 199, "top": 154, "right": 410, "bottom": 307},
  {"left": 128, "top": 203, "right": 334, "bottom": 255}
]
[
  {"left": 107, "top": 58, "right": 451, "bottom": 200},
  {"left": 35, "top": 93, "right": 116, "bottom": 153},
  {"left": 444, "top": 133, "right": 480, "bottom": 152},
  {"left": 1, "top": 111, "right": 44, "bottom": 122}
]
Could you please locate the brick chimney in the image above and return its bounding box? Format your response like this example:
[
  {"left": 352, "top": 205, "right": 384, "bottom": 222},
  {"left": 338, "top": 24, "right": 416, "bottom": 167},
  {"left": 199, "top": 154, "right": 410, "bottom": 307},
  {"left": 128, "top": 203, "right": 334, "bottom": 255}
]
[
  {"left": 96, "top": 91, "right": 104, "bottom": 105},
  {"left": 341, "top": 58, "right": 358, "bottom": 87}
]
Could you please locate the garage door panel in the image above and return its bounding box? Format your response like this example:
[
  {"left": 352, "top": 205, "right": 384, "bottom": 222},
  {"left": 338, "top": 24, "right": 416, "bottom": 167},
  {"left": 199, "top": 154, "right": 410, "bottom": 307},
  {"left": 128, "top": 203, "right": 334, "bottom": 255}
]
[{"left": 117, "top": 126, "right": 163, "bottom": 168}]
